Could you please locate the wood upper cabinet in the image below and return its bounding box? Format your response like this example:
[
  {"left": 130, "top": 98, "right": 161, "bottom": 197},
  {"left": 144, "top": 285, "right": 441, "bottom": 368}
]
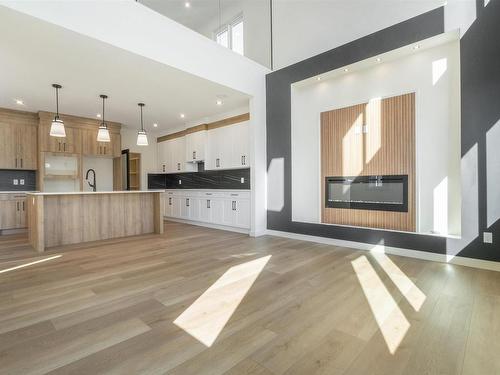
[
  {"left": 0, "top": 123, "right": 17, "bottom": 169},
  {"left": 82, "top": 129, "right": 121, "bottom": 157},
  {"left": 0, "top": 109, "right": 38, "bottom": 170},
  {"left": 16, "top": 124, "right": 38, "bottom": 169},
  {"left": 39, "top": 122, "right": 82, "bottom": 154}
]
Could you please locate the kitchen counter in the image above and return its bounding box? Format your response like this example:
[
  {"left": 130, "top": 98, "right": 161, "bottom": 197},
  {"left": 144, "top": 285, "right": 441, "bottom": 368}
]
[
  {"left": 27, "top": 190, "right": 164, "bottom": 196},
  {"left": 27, "top": 190, "right": 163, "bottom": 252}
]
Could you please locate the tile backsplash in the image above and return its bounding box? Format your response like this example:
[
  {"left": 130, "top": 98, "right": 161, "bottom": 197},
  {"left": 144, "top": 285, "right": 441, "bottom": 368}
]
[
  {"left": 148, "top": 168, "right": 250, "bottom": 190},
  {"left": 0, "top": 169, "right": 37, "bottom": 191}
]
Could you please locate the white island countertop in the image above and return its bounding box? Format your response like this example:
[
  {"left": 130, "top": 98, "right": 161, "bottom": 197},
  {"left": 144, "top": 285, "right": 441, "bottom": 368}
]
[{"left": 26, "top": 190, "right": 165, "bottom": 196}]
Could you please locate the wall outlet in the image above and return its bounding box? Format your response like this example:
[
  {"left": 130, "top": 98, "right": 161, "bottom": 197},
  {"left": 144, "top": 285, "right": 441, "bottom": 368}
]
[
  {"left": 483, "top": 232, "right": 493, "bottom": 244},
  {"left": 241, "top": 177, "right": 245, "bottom": 183},
  {"left": 20, "top": 179, "right": 25, "bottom": 185},
  {"left": 178, "top": 179, "right": 182, "bottom": 185},
  {"left": 13, "top": 179, "right": 18, "bottom": 185}
]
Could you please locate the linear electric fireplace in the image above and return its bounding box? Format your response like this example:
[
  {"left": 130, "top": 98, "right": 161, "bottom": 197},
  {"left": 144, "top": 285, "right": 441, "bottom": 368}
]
[{"left": 325, "top": 175, "right": 408, "bottom": 212}]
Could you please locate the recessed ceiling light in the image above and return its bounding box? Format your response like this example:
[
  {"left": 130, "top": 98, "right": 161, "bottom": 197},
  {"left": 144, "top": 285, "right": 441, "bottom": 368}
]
[
  {"left": 376, "top": 58, "right": 381, "bottom": 62},
  {"left": 216, "top": 98, "right": 223, "bottom": 106},
  {"left": 15, "top": 99, "right": 24, "bottom": 105},
  {"left": 185, "top": 1, "right": 191, "bottom": 8},
  {"left": 413, "top": 44, "right": 421, "bottom": 50},
  {"left": 344, "top": 68, "right": 349, "bottom": 72},
  {"left": 316, "top": 76, "right": 321, "bottom": 81},
  {"left": 96, "top": 113, "right": 101, "bottom": 118},
  {"left": 180, "top": 113, "right": 185, "bottom": 118},
  {"left": 153, "top": 123, "right": 158, "bottom": 128}
]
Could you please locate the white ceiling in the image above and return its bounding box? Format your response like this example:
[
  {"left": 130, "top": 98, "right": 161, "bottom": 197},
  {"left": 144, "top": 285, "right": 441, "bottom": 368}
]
[{"left": 0, "top": 5, "right": 250, "bottom": 132}]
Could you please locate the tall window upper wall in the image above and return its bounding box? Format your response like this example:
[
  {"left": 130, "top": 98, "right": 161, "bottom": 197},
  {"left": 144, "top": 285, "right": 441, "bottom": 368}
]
[{"left": 140, "top": 0, "right": 270, "bottom": 69}]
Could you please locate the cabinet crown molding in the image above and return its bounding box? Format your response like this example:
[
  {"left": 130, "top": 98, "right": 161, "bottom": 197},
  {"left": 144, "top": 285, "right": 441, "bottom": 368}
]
[{"left": 157, "top": 112, "right": 250, "bottom": 143}]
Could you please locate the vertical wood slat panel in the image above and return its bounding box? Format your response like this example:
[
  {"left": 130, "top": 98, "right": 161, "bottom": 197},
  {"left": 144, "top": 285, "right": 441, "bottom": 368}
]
[{"left": 320, "top": 93, "right": 415, "bottom": 232}]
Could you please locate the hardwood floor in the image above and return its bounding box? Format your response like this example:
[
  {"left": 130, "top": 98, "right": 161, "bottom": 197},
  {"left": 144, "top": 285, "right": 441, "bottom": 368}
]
[{"left": 0, "top": 221, "right": 499, "bottom": 374}]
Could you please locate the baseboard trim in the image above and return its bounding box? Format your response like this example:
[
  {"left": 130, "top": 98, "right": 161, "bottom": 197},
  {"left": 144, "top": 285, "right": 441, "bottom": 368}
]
[
  {"left": 165, "top": 217, "right": 250, "bottom": 235},
  {"left": 266, "top": 229, "right": 500, "bottom": 272}
]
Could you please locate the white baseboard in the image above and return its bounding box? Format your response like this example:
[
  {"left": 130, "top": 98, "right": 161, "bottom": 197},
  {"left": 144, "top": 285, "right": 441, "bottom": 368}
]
[
  {"left": 266, "top": 229, "right": 500, "bottom": 272},
  {"left": 165, "top": 217, "right": 250, "bottom": 235}
]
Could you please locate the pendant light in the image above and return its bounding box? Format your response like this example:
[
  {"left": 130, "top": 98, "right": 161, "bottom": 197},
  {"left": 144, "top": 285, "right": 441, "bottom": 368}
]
[
  {"left": 136, "top": 102, "right": 148, "bottom": 146},
  {"left": 96, "top": 94, "right": 111, "bottom": 142},
  {"left": 49, "top": 84, "right": 66, "bottom": 137}
]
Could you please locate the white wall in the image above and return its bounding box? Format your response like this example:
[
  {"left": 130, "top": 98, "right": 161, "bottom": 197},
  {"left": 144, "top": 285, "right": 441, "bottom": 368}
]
[
  {"left": 121, "top": 127, "right": 158, "bottom": 191},
  {"left": 82, "top": 157, "right": 113, "bottom": 192},
  {"left": 291, "top": 41, "right": 461, "bottom": 236}
]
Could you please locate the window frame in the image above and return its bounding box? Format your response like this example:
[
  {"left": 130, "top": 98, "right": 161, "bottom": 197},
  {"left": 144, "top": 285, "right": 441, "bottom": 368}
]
[{"left": 213, "top": 14, "right": 244, "bottom": 55}]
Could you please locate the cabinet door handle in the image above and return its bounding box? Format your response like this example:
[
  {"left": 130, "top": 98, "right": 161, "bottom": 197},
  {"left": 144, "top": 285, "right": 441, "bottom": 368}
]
[
  {"left": 63, "top": 143, "right": 66, "bottom": 152},
  {"left": 207, "top": 199, "right": 210, "bottom": 208},
  {"left": 104, "top": 146, "right": 106, "bottom": 154},
  {"left": 58, "top": 142, "right": 61, "bottom": 151},
  {"left": 241, "top": 156, "right": 244, "bottom": 165},
  {"left": 22, "top": 201, "right": 25, "bottom": 211},
  {"left": 193, "top": 151, "right": 196, "bottom": 160},
  {"left": 15, "top": 158, "right": 17, "bottom": 168},
  {"left": 232, "top": 201, "right": 236, "bottom": 211},
  {"left": 186, "top": 198, "right": 190, "bottom": 207},
  {"left": 20, "top": 158, "right": 23, "bottom": 168},
  {"left": 216, "top": 158, "right": 220, "bottom": 168},
  {"left": 169, "top": 197, "right": 172, "bottom": 205},
  {"left": 162, "top": 165, "right": 165, "bottom": 172},
  {"left": 16, "top": 202, "right": 19, "bottom": 211},
  {"left": 177, "top": 163, "right": 180, "bottom": 171}
]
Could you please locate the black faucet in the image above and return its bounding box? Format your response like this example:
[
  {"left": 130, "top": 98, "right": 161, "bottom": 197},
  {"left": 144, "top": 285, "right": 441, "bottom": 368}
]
[{"left": 85, "top": 168, "right": 97, "bottom": 192}]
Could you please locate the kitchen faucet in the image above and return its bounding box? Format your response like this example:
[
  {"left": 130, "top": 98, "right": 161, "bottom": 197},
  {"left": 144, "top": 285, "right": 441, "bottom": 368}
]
[{"left": 85, "top": 168, "right": 97, "bottom": 192}]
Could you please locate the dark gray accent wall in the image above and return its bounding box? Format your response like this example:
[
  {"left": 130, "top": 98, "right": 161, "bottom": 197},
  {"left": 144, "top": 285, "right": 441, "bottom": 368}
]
[
  {"left": 266, "top": 4, "right": 500, "bottom": 262},
  {"left": 0, "top": 170, "right": 36, "bottom": 191},
  {"left": 148, "top": 168, "right": 250, "bottom": 190},
  {"left": 266, "top": 8, "right": 447, "bottom": 255}
]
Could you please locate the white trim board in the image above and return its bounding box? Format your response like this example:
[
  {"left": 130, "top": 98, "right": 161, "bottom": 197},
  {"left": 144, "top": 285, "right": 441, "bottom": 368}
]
[{"left": 266, "top": 229, "right": 500, "bottom": 273}]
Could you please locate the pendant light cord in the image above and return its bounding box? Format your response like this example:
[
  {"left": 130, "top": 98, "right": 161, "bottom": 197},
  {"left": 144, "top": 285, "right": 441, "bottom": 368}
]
[
  {"left": 140, "top": 105, "right": 144, "bottom": 132},
  {"left": 55, "top": 87, "right": 59, "bottom": 119},
  {"left": 102, "top": 97, "right": 105, "bottom": 126}
]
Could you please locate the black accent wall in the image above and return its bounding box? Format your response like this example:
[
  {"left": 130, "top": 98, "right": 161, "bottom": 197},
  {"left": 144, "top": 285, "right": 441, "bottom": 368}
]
[
  {"left": 148, "top": 168, "right": 250, "bottom": 190},
  {"left": 266, "top": 5, "right": 500, "bottom": 262},
  {"left": 0, "top": 169, "right": 36, "bottom": 191}
]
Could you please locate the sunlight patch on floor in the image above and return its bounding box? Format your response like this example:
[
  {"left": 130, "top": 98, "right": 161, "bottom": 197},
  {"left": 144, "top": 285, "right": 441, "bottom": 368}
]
[
  {"left": 352, "top": 255, "right": 410, "bottom": 354},
  {"left": 0, "top": 254, "right": 62, "bottom": 274},
  {"left": 174, "top": 255, "right": 271, "bottom": 347},
  {"left": 372, "top": 253, "right": 426, "bottom": 311}
]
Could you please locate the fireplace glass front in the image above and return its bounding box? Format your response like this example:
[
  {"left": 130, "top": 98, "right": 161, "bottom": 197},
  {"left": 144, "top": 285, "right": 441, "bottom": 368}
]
[{"left": 325, "top": 175, "right": 408, "bottom": 212}]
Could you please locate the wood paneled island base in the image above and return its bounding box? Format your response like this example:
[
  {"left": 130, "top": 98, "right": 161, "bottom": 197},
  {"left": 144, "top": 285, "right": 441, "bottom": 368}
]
[{"left": 26, "top": 191, "right": 164, "bottom": 252}]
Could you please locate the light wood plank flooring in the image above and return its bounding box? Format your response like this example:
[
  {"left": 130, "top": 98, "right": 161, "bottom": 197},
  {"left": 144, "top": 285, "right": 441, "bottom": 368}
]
[{"left": 0, "top": 221, "right": 499, "bottom": 375}]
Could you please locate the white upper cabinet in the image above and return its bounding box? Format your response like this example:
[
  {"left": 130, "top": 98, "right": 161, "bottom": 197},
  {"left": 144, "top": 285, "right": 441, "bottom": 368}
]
[
  {"left": 206, "top": 121, "right": 249, "bottom": 170},
  {"left": 185, "top": 130, "right": 206, "bottom": 162},
  {"left": 158, "top": 137, "right": 195, "bottom": 173},
  {"left": 230, "top": 121, "right": 249, "bottom": 168},
  {"left": 158, "top": 119, "right": 250, "bottom": 172}
]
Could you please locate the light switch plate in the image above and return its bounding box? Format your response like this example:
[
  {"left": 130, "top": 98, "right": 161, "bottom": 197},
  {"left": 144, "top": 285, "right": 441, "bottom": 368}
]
[
  {"left": 178, "top": 180, "right": 182, "bottom": 185},
  {"left": 240, "top": 177, "right": 245, "bottom": 183},
  {"left": 20, "top": 179, "right": 25, "bottom": 185},
  {"left": 13, "top": 179, "right": 18, "bottom": 185},
  {"left": 483, "top": 232, "right": 493, "bottom": 244}
]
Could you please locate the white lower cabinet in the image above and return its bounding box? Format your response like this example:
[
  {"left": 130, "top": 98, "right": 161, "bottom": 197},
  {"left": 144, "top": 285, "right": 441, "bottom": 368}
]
[{"left": 162, "top": 190, "right": 250, "bottom": 230}]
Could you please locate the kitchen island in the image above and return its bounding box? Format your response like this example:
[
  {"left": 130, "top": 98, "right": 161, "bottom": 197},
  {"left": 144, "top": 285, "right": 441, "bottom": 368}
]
[{"left": 26, "top": 190, "right": 164, "bottom": 252}]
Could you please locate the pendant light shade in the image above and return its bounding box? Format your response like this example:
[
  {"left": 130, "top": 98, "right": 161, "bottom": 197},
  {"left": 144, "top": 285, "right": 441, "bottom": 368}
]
[
  {"left": 96, "top": 94, "right": 111, "bottom": 142},
  {"left": 136, "top": 103, "right": 148, "bottom": 146},
  {"left": 50, "top": 84, "right": 66, "bottom": 137}
]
